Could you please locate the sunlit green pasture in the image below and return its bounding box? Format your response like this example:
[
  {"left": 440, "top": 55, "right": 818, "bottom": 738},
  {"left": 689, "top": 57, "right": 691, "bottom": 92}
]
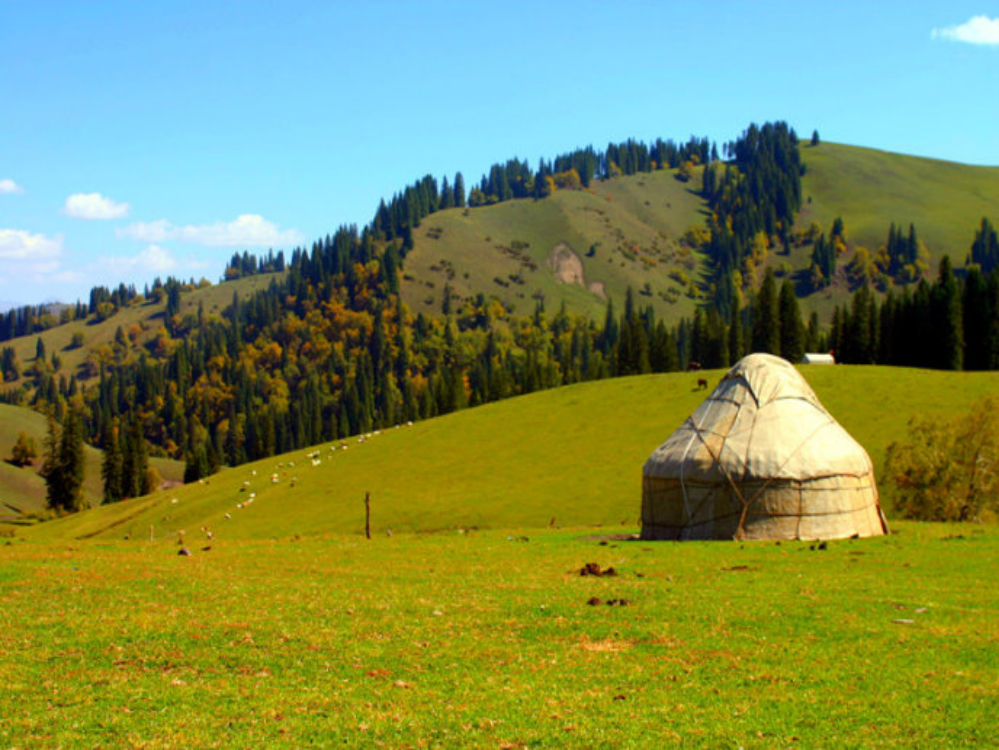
[
  {"left": 1, "top": 522, "right": 996, "bottom": 746},
  {"left": 26, "top": 366, "right": 999, "bottom": 543}
]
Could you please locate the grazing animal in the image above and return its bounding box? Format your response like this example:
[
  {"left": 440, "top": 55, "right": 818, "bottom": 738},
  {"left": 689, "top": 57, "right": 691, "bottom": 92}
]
[
  {"left": 687, "top": 361, "right": 702, "bottom": 372},
  {"left": 697, "top": 378, "right": 708, "bottom": 390}
]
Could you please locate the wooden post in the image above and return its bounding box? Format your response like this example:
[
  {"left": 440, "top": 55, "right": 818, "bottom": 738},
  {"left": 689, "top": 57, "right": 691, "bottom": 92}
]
[{"left": 364, "top": 492, "right": 371, "bottom": 540}]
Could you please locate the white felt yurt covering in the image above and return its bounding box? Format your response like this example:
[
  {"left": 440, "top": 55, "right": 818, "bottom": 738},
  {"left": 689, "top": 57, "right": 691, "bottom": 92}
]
[{"left": 642, "top": 353, "right": 888, "bottom": 541}]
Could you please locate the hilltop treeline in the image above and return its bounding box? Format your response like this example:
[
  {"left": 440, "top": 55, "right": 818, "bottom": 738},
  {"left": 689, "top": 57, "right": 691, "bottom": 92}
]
[
  {"left": 366, "top": 136, "right": 712, "bottom": 251},
  {"left": 0, "top": 280, "right": 203, "bottom": 344}
]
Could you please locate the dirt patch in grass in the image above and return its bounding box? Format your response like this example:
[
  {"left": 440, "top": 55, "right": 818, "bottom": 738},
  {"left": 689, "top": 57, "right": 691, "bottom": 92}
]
[{"left": 548, "top": 243, "right": 605, "bottom": 298}]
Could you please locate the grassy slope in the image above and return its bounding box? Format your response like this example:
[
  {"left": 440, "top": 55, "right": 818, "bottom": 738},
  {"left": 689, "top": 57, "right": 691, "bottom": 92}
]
[
  {"left": 401, "top": 166, "right": 709, "bottom": 322},
  {"left": 0, "top": 523, "right": 995, "bottom": 746},
  {"left": 0, "top": 403, "right": 182, "bottom": 519},
  {"left": 27, "top": 366, "right": 999, "bottom": 542},
  {"left": 0, "top": 273, "right": 280, "bottom": 389},
  {"left": 798, "top": 142, "right": 999, "bottom": 256},
  {"left": 402, "top": 143, "right": 999, "bottom": 326},
  {"left": 792, "top": 142, "right": 999, "bottom": 317}
]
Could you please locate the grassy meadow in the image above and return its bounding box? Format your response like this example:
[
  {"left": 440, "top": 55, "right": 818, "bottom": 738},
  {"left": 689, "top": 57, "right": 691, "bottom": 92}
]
[
  {"left": 1, "top": 522, "right": 996, "bottom": 746},
  {"left": 3, "top": 366, "right": 999, "bottom": 745},
  {"left": 25, "top": 365, "right": 999, "bottom": 544}
]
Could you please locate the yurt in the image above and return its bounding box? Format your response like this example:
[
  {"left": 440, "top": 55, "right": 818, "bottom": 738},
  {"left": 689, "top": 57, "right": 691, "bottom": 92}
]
[{"left": 642, "top": 353, "right": 888, "bottom": 541}]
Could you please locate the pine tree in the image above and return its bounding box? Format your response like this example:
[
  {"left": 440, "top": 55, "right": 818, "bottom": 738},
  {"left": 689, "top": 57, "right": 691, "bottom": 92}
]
[
  {"left": 778, "top": 278, "right": 804, "bottom": 363},
  {"left": 962, "top": 267, "right": 990, "bottom": 370},
  {"left": 970, "top": 217, "right": 999, "bottom": 274},
  {"left": 44, "top": 408, "right": 86, "bottom": 513},
  {"left": 120, "top": 416, "right": 149, "bottom": 498},
  {"left": 847, "top": 284, "right": 875, "bottom": 364},
  {"left": 932, "top": 256, "right": 963, "bottom": 370},
  {"left": 599, "top": 298, "right": 618, "bottom": 356},
  {"left": 751, "top": 269, "right": 780, "bottom": 355},
  {"left": 806, "top": 311, "right": 822, "bottom": 353},
  {"left": 102, "top": 422, "right": 124, "bottom": 503}
]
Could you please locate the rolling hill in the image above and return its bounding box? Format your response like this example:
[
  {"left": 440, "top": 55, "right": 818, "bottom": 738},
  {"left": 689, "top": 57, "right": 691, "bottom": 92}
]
[
  {"left": 400, "top": 165, "right": 710, "bottom": 321},
  {"left": 797, "top": 141, "right": 999, "bottom": 256},
  {"left": 0, "top": 271, "right": 281, "bottom": 391},
  {"left": 399, "top": 141, "right": 999, "bottom": 324},
  {"left": 4, "top": 138, "right": 997, "bottom": 391},
  {"left": 24, "top": 365, "right": 998, "bottom": 542},
  {"left": 0, "top": 403, "right": 183, "bottom": 520}
]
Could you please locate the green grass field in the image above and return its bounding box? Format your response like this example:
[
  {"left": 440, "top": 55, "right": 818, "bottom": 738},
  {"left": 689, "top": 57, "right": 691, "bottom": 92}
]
[
  {"left": 4, "top": 365, "right": 998, "bottom": 746},
  {"left": 0, "top": 522, "right": 995, "bottom": 746},
  {"left": 26, "top": 365, "right": 999, "bottom": 543}
]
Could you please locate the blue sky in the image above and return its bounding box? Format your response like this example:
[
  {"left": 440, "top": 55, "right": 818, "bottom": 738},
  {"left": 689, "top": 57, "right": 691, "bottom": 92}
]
[{"left": 1, "top": 1, "right": 996, "bottom": 307}]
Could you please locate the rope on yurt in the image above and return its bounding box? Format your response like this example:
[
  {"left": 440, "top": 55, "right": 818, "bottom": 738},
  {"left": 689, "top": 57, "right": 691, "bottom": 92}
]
[{"left": 735, "top": 411, "right": 838, "bottom": 538}]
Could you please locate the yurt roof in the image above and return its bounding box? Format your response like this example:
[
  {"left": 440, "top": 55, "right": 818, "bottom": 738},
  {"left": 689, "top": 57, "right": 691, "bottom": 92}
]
[{"left": 644, "top": 353, "right": 873, "bottom": 483}]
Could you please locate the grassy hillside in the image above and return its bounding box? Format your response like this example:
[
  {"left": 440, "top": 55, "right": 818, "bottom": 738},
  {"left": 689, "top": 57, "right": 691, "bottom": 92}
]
[
  {"left": 1, "top": 522, "right": 995, "bottom": 746},
  {"left": 798, "top": 142, "right": 999, "bottom": 257},
  {"left": 791, "top": 142, "right": 999, "bottom": 317},
  {"left": 0, "top": 403, "right": 183, "bottom": 520},
  {"left": 0, "top": 272, "right": 280, "bottom": 389},
  {"left": 26, "top": 365, "right": 998, "bottom": 542},
  {"left": 401, "top": 166, "right": 709, "bottom": 321},
  {"left": 400, "top": 142, "right": 999, "bottom": 326}
]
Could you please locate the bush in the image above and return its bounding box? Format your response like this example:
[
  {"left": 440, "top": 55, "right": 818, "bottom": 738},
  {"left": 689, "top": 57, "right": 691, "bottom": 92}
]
[
  {"left": 10, "top": 431, "right": 38, "bottom": 467},
  {"left": 885, "top": 397, "right": 999, "bottom": 522}
]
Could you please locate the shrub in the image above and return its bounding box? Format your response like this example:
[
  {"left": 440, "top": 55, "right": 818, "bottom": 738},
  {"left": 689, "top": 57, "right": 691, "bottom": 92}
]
[
  {"left": 885, "top": 397, "right": 999, "bottom": 522},
  {"left": 10, "top": 431, "right": 38, "bottom": 467}
]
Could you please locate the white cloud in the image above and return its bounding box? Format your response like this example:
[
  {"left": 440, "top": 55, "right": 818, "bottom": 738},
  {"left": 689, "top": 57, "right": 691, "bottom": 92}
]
[
  {"left": 932, "top": 15, "right": 999, "bottom": 45},
  {"left": 118, "top": 213, "right": 302, "bottom": 247},
  {"left": 0, "top": 228, "right": 64, "bottom": 260},
  {"left": 50, "top": 270, "right": 85, "bottom": 284},
  {"left": 0, "top": 229, "right": 71, "bottom": 285},
  {"left": 100, "top": 244, "right": 177, "bottom": 273},
  {"left": 98, "top": 245, "right": 212, "bottom": 274},
  {"left": 63, "top": 192, "right": 130, "bottom": 220},
  {"left": 0, "top": 178, "right": 24, "bottom": 195}
]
